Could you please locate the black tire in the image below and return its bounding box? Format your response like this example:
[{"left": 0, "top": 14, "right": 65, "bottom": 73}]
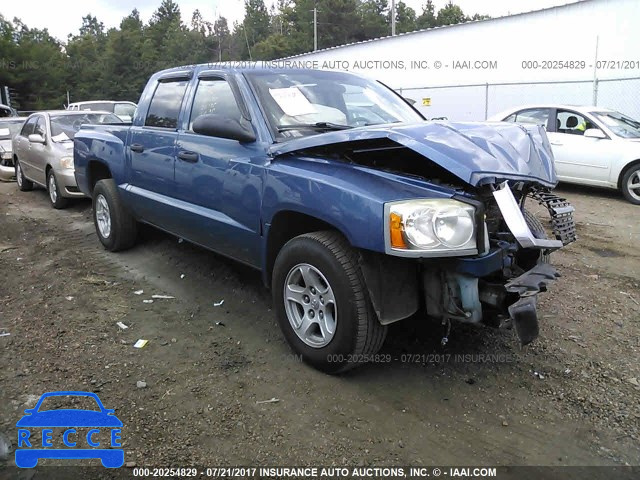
[
  {"left": 272, "top": 231, "right": 387, "bottom": 374},
  {"left": 47, "top": 169, "right": 70, "bottom": 209},
  {"left": 523, "top": 209, "right": 550, "bottom": 264},
  {"left": 92, "top": 179, "right": 137, "bottom": 251},
  {"left": 620, "top": 163, "right": 640, "bottom": 205},
  {"left": 15, "top": 159, "right": 33, "bottom": 191}
]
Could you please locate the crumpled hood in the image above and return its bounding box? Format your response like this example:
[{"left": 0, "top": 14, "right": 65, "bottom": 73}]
[{"left": 270, "top": 121, "right": 557, "bottom": 188}]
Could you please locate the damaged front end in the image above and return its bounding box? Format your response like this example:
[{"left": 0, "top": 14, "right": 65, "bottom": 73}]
[
  {"left": 359, "top": 181, "right": 576, "bottom": 346},
  {"left": 419, "top": 182, "right": 576, "bottom": 345},
  {"left": 272, "top": 120, "right": 577, "bottom": 345}
]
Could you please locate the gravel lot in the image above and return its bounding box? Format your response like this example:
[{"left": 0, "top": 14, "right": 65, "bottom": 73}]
[{"left": 0, "top": 180, "right": 638, "bottom": 475}]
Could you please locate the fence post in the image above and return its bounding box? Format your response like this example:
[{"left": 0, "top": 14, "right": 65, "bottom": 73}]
[
  {"left": 592, "top": 35, "right": 599, "bottom": 106},
  {"left": 484, "top": 83, "right": 489, "bottom": 120}
]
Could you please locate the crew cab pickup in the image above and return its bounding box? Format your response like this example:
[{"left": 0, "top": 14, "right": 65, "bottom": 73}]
[{"left": 74, "top": 64, "right": 576, "bottom": 373}]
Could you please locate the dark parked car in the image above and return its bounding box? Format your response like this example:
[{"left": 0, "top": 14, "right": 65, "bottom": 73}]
[{"left": 74, "top": 65, "right": 576, "bottom": 373}]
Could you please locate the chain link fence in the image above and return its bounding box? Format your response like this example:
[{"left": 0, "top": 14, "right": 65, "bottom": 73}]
[{"left": 398, "top": 77, "right": 640, "bottom": 122}]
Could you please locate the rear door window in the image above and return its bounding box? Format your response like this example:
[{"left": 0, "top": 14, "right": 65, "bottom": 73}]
[
  {"left": 145, "top": 80, "right": 189, "bottom": 129},
  {"left": 514, "top": 108, "right": 551, "bottom": 127}
]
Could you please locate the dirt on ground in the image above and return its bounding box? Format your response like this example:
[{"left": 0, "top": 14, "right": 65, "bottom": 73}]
[{"left": 0, "top": 180, "right": 638, "bottom": 476}]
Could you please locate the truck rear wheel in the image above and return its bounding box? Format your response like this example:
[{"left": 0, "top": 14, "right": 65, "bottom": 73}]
[
  {"left": 272, "top": 231, "right": 387, "bottom": 374},
  {"left": 93, "top": 179, "right": 137, "bottom": 251}
]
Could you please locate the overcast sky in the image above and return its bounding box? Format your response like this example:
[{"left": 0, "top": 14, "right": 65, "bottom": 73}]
[{"left": 2, "top": 0, "right": 580, "bottom": 42}]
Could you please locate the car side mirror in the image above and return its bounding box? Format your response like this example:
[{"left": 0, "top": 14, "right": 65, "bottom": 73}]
[
  {"left": 584, "top": 128, "right": 606, "bottom": 139},
  {"left": 192, "top": 114, "right": 256, "bottom": 143},
  {"left": 28, "top": 134, "right": 46, "bottom": 144}
]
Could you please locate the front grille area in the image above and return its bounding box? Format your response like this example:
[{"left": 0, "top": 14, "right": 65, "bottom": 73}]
[{"left": 528, "top": 188, "right": 578, "bottom": 246}]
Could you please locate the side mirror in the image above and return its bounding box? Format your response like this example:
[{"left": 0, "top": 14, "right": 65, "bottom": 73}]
[
  {"left": 192, "top": 114, "right": 256, "bottom": 143},
  {"left": 584, "top": 128, "right": 606, "bottom": 139},
  {"left": 28, "top": 134, "right": 46, "bottom": 144},
  {"left": 404, "top": 97, "right": 417, "bottom": 105}
]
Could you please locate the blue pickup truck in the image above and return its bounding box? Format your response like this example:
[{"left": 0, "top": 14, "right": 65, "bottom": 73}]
[{"left": 74, "top": 64, "right": 576, "bottom": 373}]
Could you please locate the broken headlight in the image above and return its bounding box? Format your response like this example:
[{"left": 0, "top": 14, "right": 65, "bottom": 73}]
[{"left": 385, "top": 199, "right": 477, "bottom": 256}]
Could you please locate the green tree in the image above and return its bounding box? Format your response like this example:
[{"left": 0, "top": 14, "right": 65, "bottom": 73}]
[
  {"left": 6, "top": 18, "right": 68, "bottom": 109},
  {"left": 416, "top": 0, "right": 437, "bottom": 29},
  {"left": 66, "top": 14, "right": 109, "bottom": 102},
  {"left": 393, "top": 1, "right": 417, "bottom": 34},
  {"left": 436, "top": 1, "right": 466, "bottom": 26},
  {"left": 358, "top": 0, "right": 388, "bottom": 40},
  {"left": 244, "top": 0, "right": 270, "bottom": 47},
  {"left": 100, "top": 10, "right": 147, "bottom": 101}
]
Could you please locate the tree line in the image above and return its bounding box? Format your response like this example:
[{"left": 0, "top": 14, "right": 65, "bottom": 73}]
[{"left": 0, "top": 0, "right": 489, "bottom": 110}]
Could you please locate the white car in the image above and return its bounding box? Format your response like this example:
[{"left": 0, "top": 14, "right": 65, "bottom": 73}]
[
  {"left": 489, "top": 105, "right": 640, "bottom": 204},
  {"left": 67, "top": 100, "right": 137, "bottom": 123}
]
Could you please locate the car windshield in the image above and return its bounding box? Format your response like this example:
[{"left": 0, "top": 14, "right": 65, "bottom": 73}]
[
  {"left": 245, "top": 70, "right": 423, "bottom": 140},
  {"left": 592, "top": 111, "right": 640, "bottom": 139},
  {"left": 0, "top": 119, "right": 26, "bottom": 139},
  {"left": 114, "top": 103, "right": 136, "bottom": 118},
  {"left": 77, "top": 102, "right": 115, "bottom": 113},
  {"left": 50, "top": 113, "right": 122, "bottom": 141}
]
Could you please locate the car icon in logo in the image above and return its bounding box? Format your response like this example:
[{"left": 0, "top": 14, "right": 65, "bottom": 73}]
[{"left": 15, "top": 391, "right": 124, "bottom": 468}]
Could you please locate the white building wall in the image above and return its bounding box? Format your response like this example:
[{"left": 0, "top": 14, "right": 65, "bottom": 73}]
[{"left": 285, "top": 0, "right": 640, "bottom": 120}]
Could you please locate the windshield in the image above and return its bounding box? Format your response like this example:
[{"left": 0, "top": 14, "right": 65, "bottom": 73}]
[
  {"left": 50, "top": 113, "right": 122, "bottom": 141},
  {"left": 114, "top": 103, "right": 136, "bottom": 118},
  {"left": 0, "top": 119, "right": 26, "bottom": 139},
  {"left": 592, "top": 111, "right": 640, "bottom": 139},
  {"left": 245, "top": 70, "right": 423, "bottom": 139},
  {"left": 77, "top": 102, "right": 115, "bottom": 113}
]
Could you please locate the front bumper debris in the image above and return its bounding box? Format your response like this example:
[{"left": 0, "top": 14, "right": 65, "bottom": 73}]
[
  {"left": 528, "top": 187, "right": 578, "bottom": 245},
  {"left": 493, "top": 182, "right": 565, "bottom": 250},
  {"left": 505, "top": 263, "right": 560, "bottom": 344}
]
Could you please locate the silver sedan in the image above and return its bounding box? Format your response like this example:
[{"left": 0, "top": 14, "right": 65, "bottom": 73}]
[
  {"left": 12, "top": 111, "right": 122, "bottom": 208},
  {"left": 0, "top": 117, "right": 27, "bottom": 181}
]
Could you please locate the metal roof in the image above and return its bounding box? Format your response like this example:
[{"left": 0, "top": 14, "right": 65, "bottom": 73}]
[{"left": 280, "top": 0, "right": 591, "bottom": 60}]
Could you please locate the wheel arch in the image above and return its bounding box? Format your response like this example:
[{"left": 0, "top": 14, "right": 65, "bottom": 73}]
[
  {"left": 263, "top": 210, "right": 349, "bottom": 288},
  {"left": 87, "top": 160, "right": 113, "bottom": 195},
  {"left": 617, "top": 159, "right": 640, "bottom": 189}
]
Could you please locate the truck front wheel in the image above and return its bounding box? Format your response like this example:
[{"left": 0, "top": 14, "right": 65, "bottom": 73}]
[
  {"left": 272, "top": 231, "right": 387, "bottom": 374},
  {"left": 93, "top": 179, "right": 137, "bottom": 251}
]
